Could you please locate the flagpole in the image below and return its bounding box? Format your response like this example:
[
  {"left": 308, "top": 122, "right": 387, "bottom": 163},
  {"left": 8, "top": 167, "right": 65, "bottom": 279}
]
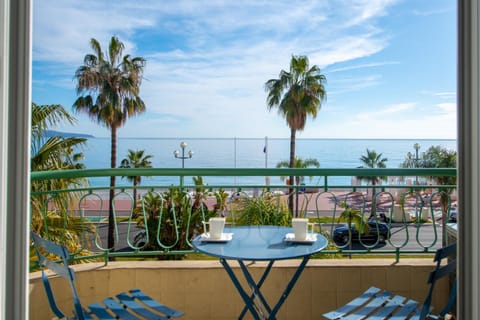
[
  {"left": 264, "top": 136, "right": 268, "bottom": 168},
  {"left": 234, "top": 136, "right": 237, "bottom": 186},
  {"left": 264, "top": 136, "right": 270, "bottom": 186}
]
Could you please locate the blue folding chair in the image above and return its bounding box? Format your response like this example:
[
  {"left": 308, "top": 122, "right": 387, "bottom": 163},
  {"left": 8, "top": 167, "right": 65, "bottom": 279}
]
[
  {"left": 31, "top": 232, "right": 184, "bottom": 320},
  {"left": 323, "top": 243, "right": 456, "bottom": 319}
]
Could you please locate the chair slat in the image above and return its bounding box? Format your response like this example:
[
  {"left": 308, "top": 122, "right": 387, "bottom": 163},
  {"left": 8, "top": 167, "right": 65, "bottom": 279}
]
[
  {"left": 103, "top": 297, "right": 143, "bottom": 320},
  {"left": 116, "top": 292, "right": 169, "bottom": 320},
  {"left": 368, "top": 294, "right": 407, "bottom": 319},
  {"left": 323, "top": 244, "right": 456, "bottom": 320},
  {"left": 343, "top": 290, "right": 393, "bottom": 319},
  {"left": 87, "top": 302, "right": 116, "bottom": 319},
  {"left": 32, "top": 233, "right": 69, "bottom": 260},
  {"left": 323, "top": 287, "right": 382, "bottom": 319},
  {"left": 129, "top": 288, "right": 185, "bottom": 318},
  {"left": 389, "top": 299, "right": 419, "bottom": 319}
]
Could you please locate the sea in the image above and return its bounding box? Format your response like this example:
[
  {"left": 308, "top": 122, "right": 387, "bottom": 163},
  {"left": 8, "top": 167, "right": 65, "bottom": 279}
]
[{"left": 80, "top": 137, "right": 457, "bottom": 188}]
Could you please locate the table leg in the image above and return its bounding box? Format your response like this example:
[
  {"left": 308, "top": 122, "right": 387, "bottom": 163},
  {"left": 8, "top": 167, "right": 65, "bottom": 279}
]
[
  {"left": 220, "top": 256, "right": 310, "bottom": 320},
  {"left": 269, "top": 256, "right": 309, "bottom": 318},
  {"left": 220, "top": 258, "right": 264, "bottom": 320},
  {"left": 238, "top": 260, "right": 274, "bottom": 319}
]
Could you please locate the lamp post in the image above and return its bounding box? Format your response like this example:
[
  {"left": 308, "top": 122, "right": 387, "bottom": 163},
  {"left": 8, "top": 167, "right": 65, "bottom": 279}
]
[
  {"left": 413, "top": 143, "right": 421, "bottom": 184},
  {"left": 174, "top": 141, "right": 193, "bottom": 168}
]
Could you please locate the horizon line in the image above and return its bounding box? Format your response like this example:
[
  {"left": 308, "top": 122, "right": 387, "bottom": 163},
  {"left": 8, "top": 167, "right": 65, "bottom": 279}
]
[{"left": 108, "top": 136, "right": 458, "bottom": 141}]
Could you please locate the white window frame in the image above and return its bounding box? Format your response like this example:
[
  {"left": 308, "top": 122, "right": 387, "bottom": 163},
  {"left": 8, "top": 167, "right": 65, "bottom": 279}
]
[
  {"left": 458, "top": 1, "right": 480, "bottom": 319},
  {"left": 0, "top": 0, "right": 31, "bottom": 319}
]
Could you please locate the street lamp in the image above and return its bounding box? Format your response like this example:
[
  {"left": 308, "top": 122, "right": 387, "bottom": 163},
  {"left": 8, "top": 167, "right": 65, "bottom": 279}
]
[
  {"left": 413, "top": 143, "right": 421, "bottom": 165},
  {"left": 174, "top": 141, "right": 193, "bottom": 168},
  {"left": 413, "top": 143, "right": 421, "bottom": 184}
]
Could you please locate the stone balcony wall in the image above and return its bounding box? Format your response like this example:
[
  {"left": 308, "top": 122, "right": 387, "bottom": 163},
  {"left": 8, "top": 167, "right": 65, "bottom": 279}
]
[{"left": 29, "top": 259, "right": 449, "bottom": 320}]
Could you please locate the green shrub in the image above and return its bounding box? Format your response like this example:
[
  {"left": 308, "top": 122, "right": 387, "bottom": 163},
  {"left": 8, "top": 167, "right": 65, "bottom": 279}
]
[{"left": 232, "top": 192, "right": 291, "bottom": 226}]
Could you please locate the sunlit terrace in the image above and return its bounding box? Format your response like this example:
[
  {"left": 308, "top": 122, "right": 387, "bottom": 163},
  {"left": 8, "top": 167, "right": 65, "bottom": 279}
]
[{"left": 29, "top": 167, "right": 457, "bottom": 319}]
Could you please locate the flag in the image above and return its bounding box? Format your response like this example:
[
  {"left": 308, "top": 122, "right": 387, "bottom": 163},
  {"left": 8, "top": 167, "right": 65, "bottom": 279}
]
[{"left": 263, "top": 146, "right": 267, "bottom": 153}]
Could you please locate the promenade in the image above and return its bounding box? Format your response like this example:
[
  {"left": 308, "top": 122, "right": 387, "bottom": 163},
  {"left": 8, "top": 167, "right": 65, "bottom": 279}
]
[{"left": 74, "top": 189, "right": 352, "bottom": 217}]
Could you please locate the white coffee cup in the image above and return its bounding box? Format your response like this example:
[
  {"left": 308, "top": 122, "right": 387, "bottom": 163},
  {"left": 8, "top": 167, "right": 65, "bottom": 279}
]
[
  {"left": 292, "top": 218, "right": 315, "bottom": 240},
  {"left": 203, "top": 217, "right": 226, "bottom": 239}
]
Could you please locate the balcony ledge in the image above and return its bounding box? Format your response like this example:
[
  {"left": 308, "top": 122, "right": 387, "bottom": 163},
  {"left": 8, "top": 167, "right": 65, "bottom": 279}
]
[{"left": 29, "top": 258, "right": 447, "bottom": 320}]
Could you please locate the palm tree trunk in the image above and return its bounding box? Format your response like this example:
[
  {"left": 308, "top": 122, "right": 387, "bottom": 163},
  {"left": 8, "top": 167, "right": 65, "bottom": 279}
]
[
  {"left": 371, "top": 181, "right": 376, "bottom": 203},
  {"left": 108, "top": 125, "right": 117, "bottom": 252},
  {"left": 440, "top": 192, "right": 449, "bottom": 247},
  {"left": 133, "top": 179, "right": 138, "bottom": 209},
  {"left": 348, "top": 220, "right": 353, "bottom": 259},
  {"left": 289, "top": 127, "right": 296, "bottom": 216},
  {"left": 370, "top": 181, "right": 377, "bottom": 218},
  {"left": 295, "top": 175, "right": 300, "bottom": 217}
]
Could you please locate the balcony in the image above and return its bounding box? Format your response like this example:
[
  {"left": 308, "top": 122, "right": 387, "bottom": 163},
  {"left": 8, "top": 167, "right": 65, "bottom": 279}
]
[{"left": 29, "top": 168, "right": 456, "bottom": 319}]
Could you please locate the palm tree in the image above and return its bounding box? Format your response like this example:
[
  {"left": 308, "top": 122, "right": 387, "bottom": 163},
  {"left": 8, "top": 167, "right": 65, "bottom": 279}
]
[
  {"left": 73, "top": 36, "right": 147, "bottom": 250},
  {"left": 31, "top": 103, "right": 88, "bottom": 205},
  {"left": 276, "top": 157, "right": 320, "bottom": 186},
  {"left": 119, "top": 149, "right": 153, "bottom": 207},
  {"left": 265, "top": 55, "right": 326, "bottom": 212},
  {"left": 276, "top": 157, "right": 320, "bottom": 216},
  {"left": 400, "top": 151, "right": 416, "bottom": 168},
  {"left": 421, "top": 146, "right": 457, "bottom": 246},
  {"left": 356, "top": 149, "right": 388, "bottom": 197},
  {"left": 30, "top": 103, "right": 93, "bottom": 247},
  {"left": 191, "top": 176, "right": 208, "bottom": 213},
  {"left": 31, "top": 103, "right": 86, "bottom": 168}
]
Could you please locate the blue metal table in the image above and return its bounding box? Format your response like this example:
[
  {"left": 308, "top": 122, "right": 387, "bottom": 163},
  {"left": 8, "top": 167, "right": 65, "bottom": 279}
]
[{"left": 192, "top": 225, "right": 328, "bottom": 320}]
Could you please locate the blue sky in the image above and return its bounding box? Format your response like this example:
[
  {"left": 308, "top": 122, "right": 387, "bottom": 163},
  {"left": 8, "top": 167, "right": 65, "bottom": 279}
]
[{"left": 32, "top": 0, "right": 456, "bottom": 139}]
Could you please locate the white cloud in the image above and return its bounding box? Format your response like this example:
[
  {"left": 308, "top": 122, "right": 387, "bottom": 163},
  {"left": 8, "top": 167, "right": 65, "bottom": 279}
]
[
  {"left": 420, "top": 90, "right": 456, "bottom": 100},
  {"left": 437, "top": 102, "right": 456, "bottom": 114},
  {"left": 32, "top": 0, "right": 455, "bottom": 139},
  {"left": 412, "top": 8, "right": 452, "bottom": 17},
  {"left": 434, "top": 92, "right": 456, "bottom": 99},
  {"left": 341, "top": 0, "right": 398, "bottom": 27},
  {"left": 328, "top": 61, "right": 400, "bottom": 73},
  {"left": 327, "top": 74, "right": 383, "bottom": 96},
  {"left": 316, "top": 114, "right": 455, "bottom": 139},
  {"left": 335, "top": 102, "right": 415, "bottom": 123},
  {"left": 33, "top": 1, "right": 155, "bottom": 64},
  {"left": 380, "top": 102, "right": 416, "bottom": 114}
]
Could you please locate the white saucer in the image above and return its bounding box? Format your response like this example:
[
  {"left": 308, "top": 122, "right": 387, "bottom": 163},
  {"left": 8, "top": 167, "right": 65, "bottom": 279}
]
[
  {"left": 200, "top": 232, "right": 233, "bottom": 242},
  {"left": 284, "top": 233, "right": 317, "bottom": 243}
]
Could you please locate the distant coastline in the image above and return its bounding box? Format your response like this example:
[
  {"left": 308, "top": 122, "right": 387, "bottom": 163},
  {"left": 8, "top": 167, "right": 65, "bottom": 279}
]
[{"left": 46, "top": 130, "right": 94, "bottom": 138}]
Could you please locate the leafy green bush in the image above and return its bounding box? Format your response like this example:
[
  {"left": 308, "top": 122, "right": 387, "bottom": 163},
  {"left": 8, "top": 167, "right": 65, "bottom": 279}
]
[
  {"left": 231, "top": 192, "right": 291, "bottom": 226},
  {"left": 134, "top": 188, "right": 214, "bottom": 259}
]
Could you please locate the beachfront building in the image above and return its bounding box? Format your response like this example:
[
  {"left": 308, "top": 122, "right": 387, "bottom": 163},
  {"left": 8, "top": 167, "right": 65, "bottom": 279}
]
[{"left": 0, "top": 0, "right": 478, "bottom": 319}]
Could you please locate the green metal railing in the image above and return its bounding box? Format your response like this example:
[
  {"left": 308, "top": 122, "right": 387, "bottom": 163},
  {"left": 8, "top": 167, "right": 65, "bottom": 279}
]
[{"left": 30, "top": 168, "right": 457, "bottom": 266}]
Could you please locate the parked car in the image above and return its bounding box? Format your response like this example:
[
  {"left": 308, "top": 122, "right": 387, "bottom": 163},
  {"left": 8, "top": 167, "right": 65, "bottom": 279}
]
[
  {"left": 448, "top": 207, "right": 458, "bottom": 222},
  {"left": 333, "top": 219, "right": 390, "bottom": 245}
]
